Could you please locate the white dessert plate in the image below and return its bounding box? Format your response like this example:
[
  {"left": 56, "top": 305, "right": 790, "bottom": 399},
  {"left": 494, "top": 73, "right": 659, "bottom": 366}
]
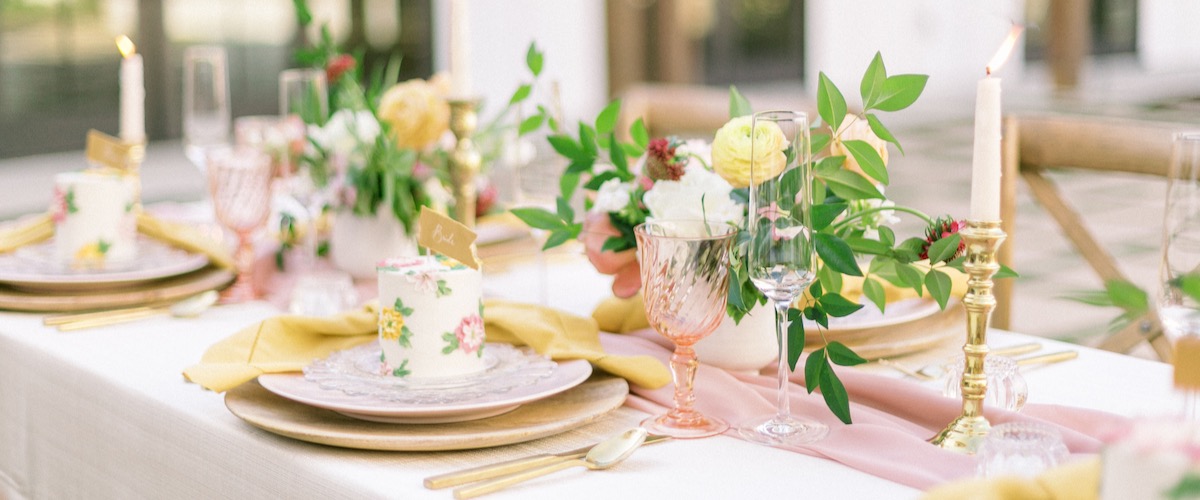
[
  {"left": 258, "top": 344, "right": 593, "bottom": 424},
  {"left": 803, "top": 297, "right": 940, "bottom": 332},
  {"left": 0, "top": 238, "right": 208, "bottom": 292}
]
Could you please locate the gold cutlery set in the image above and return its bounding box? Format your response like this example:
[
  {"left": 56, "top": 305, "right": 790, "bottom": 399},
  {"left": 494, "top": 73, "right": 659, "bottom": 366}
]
[
  {"left": 877, "top": 342, "right": 1079, "bottom": 382},
  {"left": 425, "top": 429, "right": 666, "bottom": 499},
  {"left": 42, "top": 290, "right": 218, "bottom": 331}
]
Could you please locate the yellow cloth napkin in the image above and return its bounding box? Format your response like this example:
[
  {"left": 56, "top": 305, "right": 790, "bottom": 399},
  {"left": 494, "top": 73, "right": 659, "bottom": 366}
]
[
  {"left": 183, "top": 299, "right": 670, "bottom": 392},
  {"left": 0, "top": 213, "right": 53, "bottom": 253},
  {"left": 136, "top": 212, "right": 235, "bottom": 270},
  {"left": 0, "top": 210, "right": 233, "bottom": 270},
  {"left": 921, "top": 457, "right": 1100, "bottom": 500},
  {"left": 592, "top": 264, "right": 969, "bottom": 334}
]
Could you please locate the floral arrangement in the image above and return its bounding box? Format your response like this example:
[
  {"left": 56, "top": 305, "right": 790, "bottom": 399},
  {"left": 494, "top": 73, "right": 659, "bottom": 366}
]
[
  {"left": 290, "top": 1, "right": 547, "bottom": 235},
  {"left": 513, "top": 53, "right": 1015, "bottom": 423}
]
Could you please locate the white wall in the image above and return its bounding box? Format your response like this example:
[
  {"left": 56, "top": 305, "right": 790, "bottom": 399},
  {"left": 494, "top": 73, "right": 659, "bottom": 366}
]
[
  {"left": 434, "top": 0, "right": 608, "bottom": 127},
  {"left": 805, "top": 0, "right": 1025, "bottom": 119},
  {"left": 1139, "top": 0, "right": 1200, "bottom": 72}
]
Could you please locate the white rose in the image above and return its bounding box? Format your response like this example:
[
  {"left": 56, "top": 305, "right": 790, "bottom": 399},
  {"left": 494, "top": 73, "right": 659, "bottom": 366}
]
[
  {"left": 310, "top": 109, "right": 381, "bottom": 159},
  {"left": 591, "top": 178, "right": 634, "bottom": 214},
  {"left": 644, "top": 164, "right": 743, "bottom": 226}
]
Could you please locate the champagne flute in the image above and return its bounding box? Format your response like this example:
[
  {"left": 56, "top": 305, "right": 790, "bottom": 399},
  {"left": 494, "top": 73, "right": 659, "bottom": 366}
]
[
  {"left": 1157, "top": 131, "right": 1200, "bottom": 419},
  {"left": 738, "top": 110, "right": 828, "bottom": 445},
  {"left": 208, "top": 146, "right": 274, "bottom": 303},
  {"left": 279, "top": 69, "right": 330, "bottom": 265},
  {"left": 182, "top": 46, "right": 231, "bottom": 173},
  {"left": 637, "top": 219, "right": 737, "bottom": 438}
]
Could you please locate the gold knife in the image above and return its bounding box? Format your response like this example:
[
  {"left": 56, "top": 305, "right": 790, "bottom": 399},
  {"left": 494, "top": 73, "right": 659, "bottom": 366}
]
[{"left": 424, "top": 434, "right": 670, "bottom": 490}]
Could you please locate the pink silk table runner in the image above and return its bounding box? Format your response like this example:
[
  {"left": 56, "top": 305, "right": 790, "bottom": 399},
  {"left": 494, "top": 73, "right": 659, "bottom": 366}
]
[{"left": 601, "top": 329, "right": 1129, "bottom": 491}]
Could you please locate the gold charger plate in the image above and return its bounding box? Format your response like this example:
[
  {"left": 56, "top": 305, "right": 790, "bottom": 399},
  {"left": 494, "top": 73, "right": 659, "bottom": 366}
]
[
  {"left": 225, "top": 375, "right": 629, "bottom": 451},
  {"left": 0, "top": 266, "right": 234, "bottom": 312},
  {"left": 805, "top": 301, "right": 965, "bottom": 360}
]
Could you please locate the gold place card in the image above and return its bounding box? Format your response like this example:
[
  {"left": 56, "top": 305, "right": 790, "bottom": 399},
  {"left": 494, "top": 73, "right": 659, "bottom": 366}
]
[
  {"left": 418, "top": 206, "right": 480, "bottom": 270},
  {"left": 85, "top": 129, "right": 143, "bottom": 173},
  {"left": 1174, "top": 335, "right": 1200, "bottom": 390}
]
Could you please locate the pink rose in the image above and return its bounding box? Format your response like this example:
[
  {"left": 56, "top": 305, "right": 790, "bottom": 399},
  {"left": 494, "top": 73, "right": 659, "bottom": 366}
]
[{"left": 582, "top": 211, "right": 641, "bottom": 299}]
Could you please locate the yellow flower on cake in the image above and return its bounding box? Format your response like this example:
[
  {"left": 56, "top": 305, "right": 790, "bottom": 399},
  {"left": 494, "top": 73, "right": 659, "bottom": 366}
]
[
  {"left": 72, "top": 240, "right": 110, "bottom": 269},
  {"left": 379, "top": 308, "right": 405, "bottom": 341},
  {"left": 711, "top": 116, "right": 788, "bottom": 188},
  {"left": 377, "top": 73, "right": 451, "bottom": 150},
  {"left": 829, "top": 115, "right": 889, "bottom": 177}
]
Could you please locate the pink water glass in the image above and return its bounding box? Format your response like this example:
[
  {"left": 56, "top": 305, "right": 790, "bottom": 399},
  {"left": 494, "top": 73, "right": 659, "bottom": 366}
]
[
  {"left": 636, "top": 219, "right": 738, "bottom": 438},
  {"left": 207, "top": 146, "right": 274, "bottom": 302}
]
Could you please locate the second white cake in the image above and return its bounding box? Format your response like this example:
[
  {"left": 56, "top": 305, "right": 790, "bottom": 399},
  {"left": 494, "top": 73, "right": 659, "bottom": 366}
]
[{"left": 377, "top": 255, "right": 485, "bottom": 380}]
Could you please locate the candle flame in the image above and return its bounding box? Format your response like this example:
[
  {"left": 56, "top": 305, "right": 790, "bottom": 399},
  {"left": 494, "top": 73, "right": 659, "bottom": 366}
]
[
  {"left": 115, "top": 36, "right": 136, "bottom": 58},
  {"left": 985, "top": 24, "right": 1024, "bottom": 75}
]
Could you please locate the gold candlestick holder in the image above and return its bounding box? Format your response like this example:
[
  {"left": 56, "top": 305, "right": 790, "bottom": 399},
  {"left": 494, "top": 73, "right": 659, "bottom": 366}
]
[
  {"left": 447, "top": 98, "right": 481, "bottom": 228},
  {"left": 930, "top": 219, "right": 1006, "bottom": 454}
]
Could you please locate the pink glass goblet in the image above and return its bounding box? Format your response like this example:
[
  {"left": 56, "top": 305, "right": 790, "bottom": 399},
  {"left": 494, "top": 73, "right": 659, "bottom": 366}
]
[
  {"left": 207, "top": 146, "right": 274, "bottom": 302},
  {"left": 636, "top": 219, "right": 738, "bottom": 438}
]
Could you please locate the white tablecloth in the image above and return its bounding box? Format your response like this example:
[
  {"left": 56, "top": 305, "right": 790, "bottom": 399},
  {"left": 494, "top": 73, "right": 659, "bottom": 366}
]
[{"left": 0, "top": 256, "right": 1180, "bottom": 499}]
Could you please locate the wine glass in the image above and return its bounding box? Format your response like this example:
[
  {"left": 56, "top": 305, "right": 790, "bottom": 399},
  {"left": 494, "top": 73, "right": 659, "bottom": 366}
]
[
  {"left": 636, "top": 219, "right": 738, "bottom": 438},
  {"left": 208, "top": 146, "right": 274, "bottom": 303},
  {"left": 279, "top": 68, "right": 328, "bottom": 125},
  {"left": 182, "top": 46, "right": 231, "bottom": 173},
  {"left": 1158, "top": 131, "right": 1200, "bottom": 418},
  {"left": 738, "top": 110, "right": 828, "bottom": 445}
]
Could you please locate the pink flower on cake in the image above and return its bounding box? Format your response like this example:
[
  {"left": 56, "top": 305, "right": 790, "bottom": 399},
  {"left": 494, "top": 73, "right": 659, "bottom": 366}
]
[
  {"left": 378, "top": 257, "right": 423, "bottom": 270},
  {"left": 455, "top": 314, "right": 485, "bottom": 355},
  {"left": 406, "top": 270, "right": 439, "bottom": 295},
  {"left": 50, "top": 186, "right": 70, "bottom": 223}
]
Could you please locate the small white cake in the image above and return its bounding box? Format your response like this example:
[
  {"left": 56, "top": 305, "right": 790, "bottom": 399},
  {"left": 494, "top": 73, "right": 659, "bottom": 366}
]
[
  {"left": 376, "top": 255, "right": 485, "bottom": 379},
  {"left": 1101, "top": 418, "right": 1200, "bottom": 500},
  {"left": 51, "top": 172, "right": 138, "bottom": 269}
]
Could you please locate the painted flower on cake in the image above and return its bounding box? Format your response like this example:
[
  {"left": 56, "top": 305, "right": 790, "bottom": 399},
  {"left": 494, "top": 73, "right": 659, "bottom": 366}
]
[
  {"left": 380, "top": 298, "right": 414, "bottom": 347},
  {"left": 50, "top": 186, "right": 77, "bottom": 223},
  {"left": 449, "top": 314, "right": 485, "bottom": 356}
]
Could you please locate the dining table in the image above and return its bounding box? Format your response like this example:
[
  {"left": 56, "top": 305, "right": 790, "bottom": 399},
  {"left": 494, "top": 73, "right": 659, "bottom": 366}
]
[{"left": 0, "top": 241, "right": 1182, "bottom": 500}]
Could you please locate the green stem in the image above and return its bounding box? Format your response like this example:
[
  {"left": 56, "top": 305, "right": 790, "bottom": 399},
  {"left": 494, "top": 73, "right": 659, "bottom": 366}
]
[{"left": 828, "top": 205, "right": 933, "bottom": 233}]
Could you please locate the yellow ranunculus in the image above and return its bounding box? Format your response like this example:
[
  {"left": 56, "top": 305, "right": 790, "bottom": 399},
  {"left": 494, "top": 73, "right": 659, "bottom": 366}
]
[
  {"left": 377, "top": 74, "right": 451, "bottom": 150},
  {"left": 829, "top": 115, "right": 889, "bottom": 177},
  {"left": 711, "top": 116, "right": 788, "bottom": 188}
]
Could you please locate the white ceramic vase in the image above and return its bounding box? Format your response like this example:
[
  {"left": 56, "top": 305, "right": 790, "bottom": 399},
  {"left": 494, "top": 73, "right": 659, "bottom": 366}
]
[
  {"left": 694, "top": 302, "right": 778, "bottom": 374},
  {"left": 330, "top": 207, "right": 417, "bottom": 279}
]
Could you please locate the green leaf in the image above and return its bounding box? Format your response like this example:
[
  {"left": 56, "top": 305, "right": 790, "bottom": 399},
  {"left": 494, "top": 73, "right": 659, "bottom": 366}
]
[
  {"left": 547, "top": 135, "right": 586, "bottom": 162},
  {"left": 629, "top": 118, "right": 649, "bottom": 149},
  {"left": 510, "top": 207, "right": 564, "bottom": 231},
  {"left": 595, "top": 100, "right": 622, "bottom": 137},
  {"left": 878, "top": 226, "right": 896, "bottom": 247},
  {"left": 818, "top": 293, "right": 864, "bottom": 317},
  {"left": 996, "top": 263, "right": 1020, "bottom": 279},
  {"left": 526, "top": 42, "right": 544, "bottom": 76},
  {"left": 896, "top": 263, "right": 925, "bottom": 295},
  {"left": 812, "top": 202, "right": 848, "bottom": 230},
  {"left": 584, "top": 170, "right": 622, "bottom": 190},
  {"left": 842, "top": 139, "right": 888, "bottom": 185},
  {"left": 560, "top": 172, "right": 581, "bottom": 199},
  {"left": 729, "top": 85, "right": 753, "bottom": 118},
  {"left": 865, "top": 113, "right": 903, "bottom": 155},
  {"left": 292, "top": 0, "right": 313, "bottom": 25},
  {"left": 1166, "top": 472, "right": 1200, "bottom": 499},
  {"left": 811, "top": 132, "right": 831, "bottom": 156},
  {"left": 1107, "top": 279, "right": 1149, "bottom": 314},
  {"left": 927, "top": 233, "right": 962, "bottom": 264},
  {"left": 863, "top": 277, "right": 886, "bottom": 313},
  {"left": 556, "top": 197, "right": 574, "bottom": 222},
  {"left": 787, "top": 308, "right": 805, "bottom": 371},
  {"left": 621, "top": 143, "right": 644, "bottom": 158},
  {"left": 804, "top": 348, "right": 826, "bottom": 393},
  {"left": 820, "top": 367, "right": 853, "bottom": 424},
  {"left": 579, "top": 123, "right": 599, "bottom": 158},
  {"left": 543, "top": 229, "right": 573, "bottom": 250},
  {"left": 509, "top": 84, "right": 532, "bottom": 105},
  {"left": 814, "top": 161, "right": 885, "bottom": 200},
  {"left": 827, "top": 341, "right": 867, "bottom": 366},
  {"left": 817, "top": 72, "right": 848, "bottom": 131},
  {"left": 873, "top": 74, "right": 929, "bottom": 112},
  {"left": 1063, "top": 290, "right": 1115, "bottom": 307},
  {"left": 945, "top": 255, "right": 967, "bottom": 272},
  {"left": 860, "top": 51, "right": 887, "bottom": 109},
  {"left": 814, "top": 233, "right": 863, "bottom": 277},
  {"left": 817, "top": 263, "right": 844, "bottom": 296},
  {"left": 518, "top": 113, "right": 545, "bottom": 136},
  {"left": 925, "top": 269, "right": 953, "bottom": 309},
  {"left": 845, "top": 236, "right": 891, "bottom": 255},
  {"left": 609, "top": 133, "right": 629, "bottom": 175}
]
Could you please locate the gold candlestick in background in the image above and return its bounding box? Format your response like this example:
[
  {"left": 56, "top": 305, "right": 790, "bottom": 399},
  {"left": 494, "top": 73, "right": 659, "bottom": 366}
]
[
  {"left": 447, "top": 99, "right": 481, "bottom": 228},
  {"left": 931, "top": 220, "right": 1006, "bottom": 453}
]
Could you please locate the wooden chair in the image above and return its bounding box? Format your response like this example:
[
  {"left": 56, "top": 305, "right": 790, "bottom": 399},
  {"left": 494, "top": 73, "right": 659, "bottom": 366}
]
[{"left": 998, "top": 113, "right": 1186, "bottom": 361}]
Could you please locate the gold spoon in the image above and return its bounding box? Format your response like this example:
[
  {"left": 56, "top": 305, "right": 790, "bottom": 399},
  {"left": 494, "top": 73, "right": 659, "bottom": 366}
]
[
  {"left": 453, "top": 428, "right": 649, "bottom": 499},
  {"left": 52, "top": 290, "right": 219, "bottom": 331}
]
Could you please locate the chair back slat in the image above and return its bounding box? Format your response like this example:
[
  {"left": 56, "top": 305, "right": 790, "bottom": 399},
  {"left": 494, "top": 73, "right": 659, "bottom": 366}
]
[{"left": 1017, "top": 114, "right": 1180, "bottom": 177}]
